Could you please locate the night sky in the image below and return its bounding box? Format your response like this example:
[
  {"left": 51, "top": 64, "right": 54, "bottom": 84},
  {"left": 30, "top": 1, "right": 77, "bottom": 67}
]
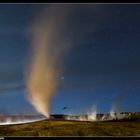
[{"left": 0, "top": 4, "right": 140, "bottom": 115}]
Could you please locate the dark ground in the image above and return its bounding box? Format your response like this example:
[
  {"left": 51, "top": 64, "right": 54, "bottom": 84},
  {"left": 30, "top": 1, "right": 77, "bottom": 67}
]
[{"left": 0, "top": 119, "right": 140, "bottom": 136}]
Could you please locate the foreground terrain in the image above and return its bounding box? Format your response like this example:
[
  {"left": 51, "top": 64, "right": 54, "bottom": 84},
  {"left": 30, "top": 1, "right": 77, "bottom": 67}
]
[{"left": 0, "top": 119, "right": 140, "bottom": 136}]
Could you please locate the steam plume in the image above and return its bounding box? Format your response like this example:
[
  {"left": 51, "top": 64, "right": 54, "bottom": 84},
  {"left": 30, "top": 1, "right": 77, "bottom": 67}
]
[
  {"left": 111, "top": 95, "right": 120, "bottom": 114},
  {"left": 25, "top": 5, "right": 72, "bottom": 117},
  {"left": 110, "top": 95, "right": 124, "bottom": 120}
]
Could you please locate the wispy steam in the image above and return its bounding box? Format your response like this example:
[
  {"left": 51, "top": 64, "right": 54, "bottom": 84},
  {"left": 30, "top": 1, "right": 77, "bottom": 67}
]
[
  {"left": 111, "top": 95, "right": 121, "bottom": 114},
  {"left": 25, "top": 5, "right": 73, "bottom": 117}
]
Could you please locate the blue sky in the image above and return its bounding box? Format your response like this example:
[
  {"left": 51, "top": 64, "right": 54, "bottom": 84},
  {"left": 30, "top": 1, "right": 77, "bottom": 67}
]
[{"left": 0, "top": 4, "right": 140, "bottom": 115}]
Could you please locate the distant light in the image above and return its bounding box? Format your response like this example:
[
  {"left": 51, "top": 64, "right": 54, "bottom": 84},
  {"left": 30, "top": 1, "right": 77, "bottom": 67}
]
[{"left": 0, "top": 117, "right": 46, "bottom": 126}]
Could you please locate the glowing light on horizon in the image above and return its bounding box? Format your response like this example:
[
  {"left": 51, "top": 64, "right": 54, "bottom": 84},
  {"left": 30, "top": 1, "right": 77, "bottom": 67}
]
[{"left": 0, "top": 117, "right": 46, "bottom": 125}]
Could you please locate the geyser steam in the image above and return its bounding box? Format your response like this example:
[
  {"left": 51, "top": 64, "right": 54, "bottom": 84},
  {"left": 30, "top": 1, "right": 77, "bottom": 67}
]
[{"left": 25, "top": 5, "right": 72, "bottom": 117}]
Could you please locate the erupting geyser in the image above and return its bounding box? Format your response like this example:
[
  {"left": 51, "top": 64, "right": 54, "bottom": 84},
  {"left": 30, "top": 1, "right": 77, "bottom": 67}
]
[
  {"left": 65, "top": 106, "right": 97, "bottom": 122},
  {"left": 25, "top": 5, "right": 73, "bottom": 117},
  {"left": 102, "top": 96, "right": 124, "bottom": 121}
]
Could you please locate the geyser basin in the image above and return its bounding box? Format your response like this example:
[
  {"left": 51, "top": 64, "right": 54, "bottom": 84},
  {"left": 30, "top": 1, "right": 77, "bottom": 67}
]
[{"left": 64, "top": 112, "right": 140, "bottom": 122}]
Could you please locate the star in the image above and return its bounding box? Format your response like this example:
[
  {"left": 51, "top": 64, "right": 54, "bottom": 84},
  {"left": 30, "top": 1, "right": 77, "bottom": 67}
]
[{"left": 61, "top": 76, "right": 64, "bottom": 80}]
